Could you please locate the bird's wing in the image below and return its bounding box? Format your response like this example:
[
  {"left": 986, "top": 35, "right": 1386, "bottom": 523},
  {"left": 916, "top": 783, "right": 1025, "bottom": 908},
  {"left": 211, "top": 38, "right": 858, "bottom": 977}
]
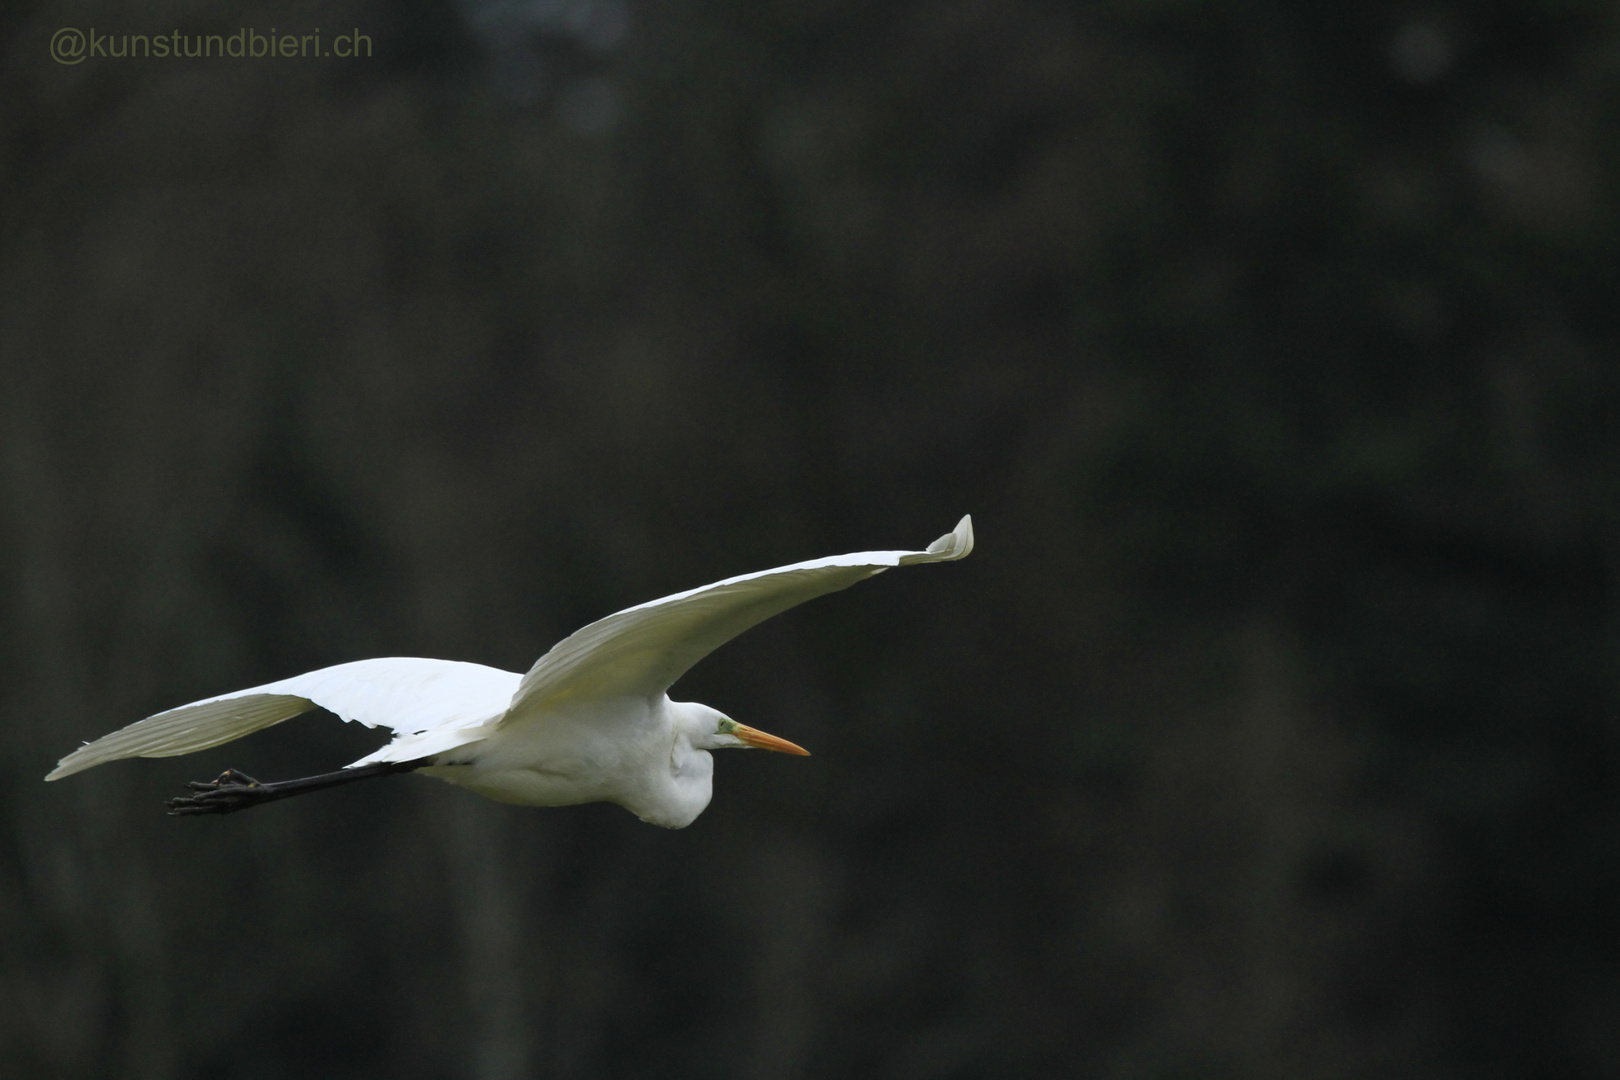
[
  {"left": 45, "top": 657, "right": 521, "bottom": 780},
  {"left": 506, "top": 515, "right": 974, "bottom": 715}
]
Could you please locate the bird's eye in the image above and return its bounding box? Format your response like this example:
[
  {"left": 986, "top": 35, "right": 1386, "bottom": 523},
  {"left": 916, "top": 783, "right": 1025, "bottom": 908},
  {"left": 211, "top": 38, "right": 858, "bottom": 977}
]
[{"left": 716, "top": 718, "right": 739, "bottom": 735}]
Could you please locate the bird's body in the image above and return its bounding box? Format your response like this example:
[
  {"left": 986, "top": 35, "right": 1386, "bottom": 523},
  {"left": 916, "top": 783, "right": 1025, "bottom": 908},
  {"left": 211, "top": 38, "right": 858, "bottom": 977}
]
[
  {"left": 417, "top": 694, "right": 723, "bottom": 828},
  {"left": 47, "top": 516, "right": 974, "bottom": 827}
]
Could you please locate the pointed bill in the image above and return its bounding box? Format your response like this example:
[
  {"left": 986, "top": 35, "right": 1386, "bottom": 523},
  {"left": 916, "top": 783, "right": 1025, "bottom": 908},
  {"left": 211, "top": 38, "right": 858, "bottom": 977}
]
[{"left": 731, "top": 723, "right": 811, "bottom": 756}]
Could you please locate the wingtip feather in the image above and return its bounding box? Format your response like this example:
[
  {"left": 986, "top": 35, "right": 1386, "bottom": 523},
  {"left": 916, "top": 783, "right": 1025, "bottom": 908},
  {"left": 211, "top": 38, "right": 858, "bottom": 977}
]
[
  {"left": 914, "top": 514, "right": 974, "bottom": 563},
  {"left": 950, "top": 514, "right": 974, "bottom": 559},
  {"left": 41, "top": 694, "right": 317, "bottom": 785},
  {"left": 45, "top": 742, "right": 102, "bottom": 781}
]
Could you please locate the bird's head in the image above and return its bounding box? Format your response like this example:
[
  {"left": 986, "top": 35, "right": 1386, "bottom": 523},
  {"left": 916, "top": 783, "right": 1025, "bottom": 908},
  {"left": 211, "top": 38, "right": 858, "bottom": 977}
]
[{"left": 681, "top": 703, "right": 811, "bottom": 756}]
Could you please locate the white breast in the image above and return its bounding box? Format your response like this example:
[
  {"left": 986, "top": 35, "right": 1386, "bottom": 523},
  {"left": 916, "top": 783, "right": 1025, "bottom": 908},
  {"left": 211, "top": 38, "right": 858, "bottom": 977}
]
[{"left": 415, "top": 695, "right": 716, "bottom": 828}]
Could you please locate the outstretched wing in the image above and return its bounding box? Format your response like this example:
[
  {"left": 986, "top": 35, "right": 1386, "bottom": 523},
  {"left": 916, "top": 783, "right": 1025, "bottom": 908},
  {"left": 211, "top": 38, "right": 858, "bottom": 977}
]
[
  {"left": 506, "top": 515, "right": 974, "bottom": 715},
  {"left": 46, "top": 657, "right": 521, "bottom": 780}
]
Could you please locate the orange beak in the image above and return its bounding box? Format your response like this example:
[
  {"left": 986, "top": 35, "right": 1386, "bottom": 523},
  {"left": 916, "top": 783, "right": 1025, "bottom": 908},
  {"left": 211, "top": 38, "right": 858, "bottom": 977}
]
[{"left": 731, "top": 723, "right": 811, "bottom": 756}]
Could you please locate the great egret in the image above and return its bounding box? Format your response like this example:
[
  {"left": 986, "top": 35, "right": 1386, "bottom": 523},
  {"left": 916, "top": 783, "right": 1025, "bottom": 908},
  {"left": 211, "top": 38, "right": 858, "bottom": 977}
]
[{"left": 46, "top": 516, "right": 973, "bottom": 828}]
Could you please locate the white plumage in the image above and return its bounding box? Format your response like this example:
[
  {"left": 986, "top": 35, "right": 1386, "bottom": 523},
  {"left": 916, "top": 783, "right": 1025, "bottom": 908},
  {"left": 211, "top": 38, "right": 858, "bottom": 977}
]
[{"left": 47, "top": 516, "right": 973, "bottom": 827}]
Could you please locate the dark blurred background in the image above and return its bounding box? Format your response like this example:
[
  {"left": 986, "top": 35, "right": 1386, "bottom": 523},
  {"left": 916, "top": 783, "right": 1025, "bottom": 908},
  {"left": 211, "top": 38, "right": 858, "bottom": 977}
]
[{"left": 3, "top": 0, "right": 1619, "bottom": 1077}]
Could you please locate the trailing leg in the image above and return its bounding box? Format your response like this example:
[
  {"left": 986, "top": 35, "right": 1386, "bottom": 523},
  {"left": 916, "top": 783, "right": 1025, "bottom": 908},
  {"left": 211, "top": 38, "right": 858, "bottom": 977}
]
[{"left": 165, "top": 760, "right": 427, "bottom": 816}]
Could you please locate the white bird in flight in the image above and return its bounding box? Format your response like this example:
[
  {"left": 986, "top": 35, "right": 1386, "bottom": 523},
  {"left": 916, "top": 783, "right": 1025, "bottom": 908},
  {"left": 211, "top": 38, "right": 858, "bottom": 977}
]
[{"left": 46, "top": 516, "right": 973, "bottom": 828}]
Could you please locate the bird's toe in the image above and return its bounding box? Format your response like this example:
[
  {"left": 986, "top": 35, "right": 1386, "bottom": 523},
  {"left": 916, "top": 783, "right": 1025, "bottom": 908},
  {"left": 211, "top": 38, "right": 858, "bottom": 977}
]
[{"left": 166, "top": 770, "right": 267, "bottom": 815}]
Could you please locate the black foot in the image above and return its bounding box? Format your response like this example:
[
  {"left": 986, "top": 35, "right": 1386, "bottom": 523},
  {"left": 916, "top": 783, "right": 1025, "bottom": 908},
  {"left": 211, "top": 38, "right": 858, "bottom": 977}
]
[{"left": 166, "top": 769, "right": 273, "bottom": 816}]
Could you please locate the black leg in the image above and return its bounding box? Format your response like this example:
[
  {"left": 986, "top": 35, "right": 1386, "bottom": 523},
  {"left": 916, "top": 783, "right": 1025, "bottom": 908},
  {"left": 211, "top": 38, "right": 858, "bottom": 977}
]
[{"left": 166, "top": 759, "right": 428, "bottom": 816}]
